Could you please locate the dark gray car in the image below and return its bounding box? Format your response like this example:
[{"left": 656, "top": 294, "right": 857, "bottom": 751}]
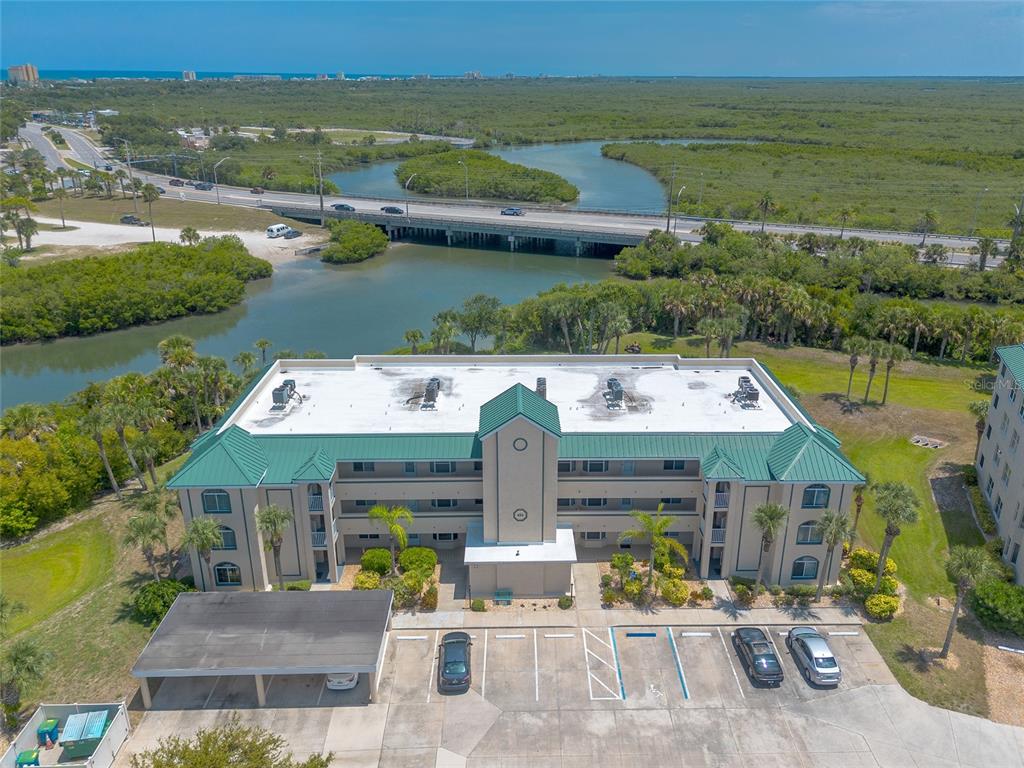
[
  {"left": 733, "top": 627, "right": 784, "bottom": 686},
  {"left": 438, "top": 631, "right": 472, "bottom": 693},
  {"left": 786, "top": 627, "right": 842, "bottom": 686}
]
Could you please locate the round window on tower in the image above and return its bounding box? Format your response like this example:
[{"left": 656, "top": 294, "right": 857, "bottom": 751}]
[
  {"left": 512, "top": 437, "right": 528, "bottom": 451},
  {"left": 513, "top": 508, "right": 528, "bottom": 522}
]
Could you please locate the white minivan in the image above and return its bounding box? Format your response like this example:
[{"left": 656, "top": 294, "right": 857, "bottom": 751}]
[{"left": 266, "top": 223, "right": 290, "bottom": 239}]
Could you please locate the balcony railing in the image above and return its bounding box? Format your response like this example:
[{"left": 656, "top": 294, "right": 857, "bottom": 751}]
[
  {"left": 714, "top": 493, "right": 730, "bottom": 508},
  {"left": 311, "top": 531, "right": 327, "bottom": 548},
  {"left": 308, "top": 495, "right": 324, "bottom": 512},
  {"left": 710, "top": 527, "right": 726, "bottom": 545}
]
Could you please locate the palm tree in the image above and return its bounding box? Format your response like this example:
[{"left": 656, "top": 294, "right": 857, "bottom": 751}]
[
  {"left": 716, "top": 314, "right": 743, "bottom": 357},
  {"left": 814, "top": 511, "right": 853, "bottom": 601},
  {"left": 124, "top": 510, "right": 168, "bottom": 582},
  {"left": 873, "top": 482, "right": 920, "bottom": 591},
  {"left": 837, "top": 206, "right": 855, "bottom": 239},
  {"left": 1, "top": 638, "right": 50, "bottom": 713},
  {"left": 368, "top": 504, "right": 414, "bottom": 575},
  {"left": 404, "top": 329, "right": 424, "bottom": 354},
  {"left": 0, "top": 593, "right": 25, "bottom": 640},
  {"left": 254, "top": 338, "right": 272, "bottom": 364},
  {"left": 233, "top": 350, "right": 257, "bottom": 378},
  {"left": 256, "top": 504, "right": 294, "bottom": 591},
  {"left": 880, "top": 344, "right": 910, "bottom": 405},
  {"left": 114, "top": 168, "right": 128, "bottom": 198},
  {"left": 852, "top": 474, "right": 871, "bottom": 535},
  {"left": 179, "top": 226, "right": 200, "bottom": 246},
  {"left": 103, "top": 397, "right": 148, "bottom": 491},
  {"left": 141, "top": 184, "right": 160, "bottom": 242},
  {"left": 75, "top": 387, "right": 122, "bottom": 500},
  {"left": 752, "top": 503, "right": 788, "bottom": 592},
  {"left": 976, "top": 237, "right": 995, "bottom": 272},
  {"left": 843, "top": 336, "right": 867, "bottom": 402},
  {"left": 15, "top": 217, "right": 38, "bottom": 250},
  {"left": 608, "top": 311, "right": 632, "bottom": 354},
  {"left": 53, "top": 187, "right": 68, "bottom": 228},
  {"left": 757, "top": 191, "right": 776, "bottom": 233},
  {"left": 940, "top": 546, "right": 993, "bottom": 659},
  {"left": 968, "top": 401, "right": 990, "bottom": 461},
  {"left": 862, "top": 340, "right": 887, "bottom": 404},
  {"left": 696, "top": 317, "right": 718, "bottom": 357},
  {"left": 132, "top": 431, "right": 162, "bottom": 487},
  {"left": 182, "top": 517, "right": 224, "bottom": 589},
  {"left": 618, "top": 504, "right": 689, "bottom": 587},
  {"left": 0, "top": 403, "right": 56, "bottom": 441},
  {"left": 917, "top": 209, "right": 939, "bottom": 246}
]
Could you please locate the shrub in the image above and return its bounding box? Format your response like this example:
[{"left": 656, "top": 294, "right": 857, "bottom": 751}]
[
  {"left": 398, "top": 546, "right": 437, "bottom": 576},
  {"left": 730, "top": 575, "right": 756, "bottom": 588},
  {"left": 769, "top": 584, "right": 783, "bottom": 596},
  {"left": 558, "top": 595, "right": 574, "bottom": 610},
  {"left": 600, "top": 573, "right": 614, "bottom": 589},
  {"left": 786, "top": 584, "right": 817, "bottom": 599},
  {"left": 611, "top": 553, "right": 635, "bottom": 587},
  {"left": 661, "top": 578, "right": 690, "bottom": 606},
  {"left": 402, "top": 570, "right": 425, "bottom": 596},
  {"left": 320, "top": 220, "right": 389, "bottom": 264},
  {"left": 864, "top": 594, "right": 900, "bottom": 620},
  {"left": 847, "top": 568, "right": 877, "bottom": 598},
  {"left": 133, "top": 579, "right": 196, "bottom": 625},
  {"left": 699, "top": 585, "right": 714, "bottom": 602},
  {"left": 283, "top": 580, "right": 311, "bottom": 591},
  {"left": 733, "top": 583, "right": 752, "bottom": 605},
  {"left": 661, "top": 564, "right": 685, "bottom": 581},
  {"left": 962, "top": 464, "right": 978, "bottom": 486},
  {"left": 970, "top": 579, "right": 1024, "bottom": 637},
  {"left": 878, "top": 575, "right": 900, "bottom": 597},
  {"left": 602, "top": 588, "right": 620, "bottom": 605},
  {"left": 421, "top": 583, "right": 439, "bottom": 611},
  {"left": 848, "top": 548, "right": 897, "bottom": 576},
  {"left": 353, "top": 571, "right": 382, "bottom": 590},
  {"left": 360, "top": 548, "right": 392, "bottom": 575},
  {"left": 623, "top": 578, "right": 646, "bottom": 603},
  {"left": 471, "top": 598, "right": 487, "bottom": 612},
  {"left": 968, "top": 485, "right": 999, "bottom": 535}
]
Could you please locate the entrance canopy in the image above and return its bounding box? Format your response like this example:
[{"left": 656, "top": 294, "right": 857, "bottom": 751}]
[
  {"left": 463, "top": 523, "right": 577, "bottom": 564},
  {"left": 132, "top": 590, "right": 393, "bottom": 679}
]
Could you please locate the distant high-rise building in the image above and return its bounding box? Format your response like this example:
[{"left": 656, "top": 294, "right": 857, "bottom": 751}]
[
  {"left": 8, "top": 63, "right": 39, "bottom": 86},
  {"left": 464, "top": 71, "right": 483, "bottom": 80},
  {"left": 182, "top": 70, "right": 197, "bottom": 81},
  {"left": 336, "top": 72, "right": 346, "bottom": 81}
]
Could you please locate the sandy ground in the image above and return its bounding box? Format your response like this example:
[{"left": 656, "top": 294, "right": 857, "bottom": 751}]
[{"left": 29, "top": 217, "right": 319, "bottom": 265}]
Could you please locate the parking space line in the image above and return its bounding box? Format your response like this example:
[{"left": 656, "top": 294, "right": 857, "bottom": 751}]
[
  {"left": 717, "top": 627, "right": 745, "bottom": 698},
  {"left": 427, "top": 629, "right": 439, "bottom": 703},
  {"left": 666, "top": 628, "right": 690, "bottom": 700},
  {"left": 397, "top": 635, "right": 428, "bottom": 640},
  {"left": 609, "top": 628, "right": 626, "bottom": 700},
  {"left": 202, "top": 675, "right": 222, "bottom": 709},
  {"left": 533, "top": 629, "right": 540, "bottom": 701},
  {"left": 678, "top": 631, "right": 712, "bottom": 637},
  {"left": 481, "top": 629, "right": 488, "bottom": 700},
  {"left": 829, "top": 631, "right": 860, "bottom": 637},
  {"left": 495, "top": 633, "right": 526, "bottom": 639},
  {"left": 763, "top": 626, "right": 785, "bottom": 660},
  {"left": 545, "top": 633, "right": 575, "bottom": 638},
  {"left": 581, "top": 627, "right": 620, "bottom": 701},
  {"left": 581, "top": 628, "right": 596, "bottom": 700}
]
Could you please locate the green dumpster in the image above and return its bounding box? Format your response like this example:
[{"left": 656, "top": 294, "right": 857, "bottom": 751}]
[{"left": 60, "top": 710, "right": 108, "bottom": 759}]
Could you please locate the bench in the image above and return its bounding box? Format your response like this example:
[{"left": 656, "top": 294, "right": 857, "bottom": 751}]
[{"left": 494, "top": 589, "right": 513, "bottom": 605}]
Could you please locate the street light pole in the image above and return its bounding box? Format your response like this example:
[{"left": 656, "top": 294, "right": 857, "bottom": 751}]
[
  {"left": 316, "top": 149, "right": 324, "bottom": 227},
  {"left": 970, "top": 186, "right": 989, "bottom": 237},
  {"left": 404, "top": 173, "right": 418, "bottom": 216},
  {"left": 212, "top": 157, "right": 232, "bottom": 205},
  {"left": 697, "top": 171, "right": 705, "bottom": 209},
  {"left": 665, "top": 165, "right": 677, "bottom": 232},
  {"left": 672, "top": 185, "right": 687, "bottom": 234},
  {"left": 457, "top": 159, "right": 469, "bottom": 200},
  {"left": 114, "top": 138, "right": 139, "bottom": 215}
]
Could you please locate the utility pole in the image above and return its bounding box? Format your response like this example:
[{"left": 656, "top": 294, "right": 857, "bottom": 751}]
[
  {"left": 213, "top": 157, "right": 232, "bottom": 205},
  {"left": 457, "top": 159, "right": 469, "bottom": 201},
  {"left": 115, "top": 138, "right": 139, "bottom": 215},
  {"left": 1013, "top": 191, "right": 1024, "bottom": 241},
  {"left": 665, "top": 164, "right": 677, "bottom": 232},
  {"left": 697, "top": 171, "right": 705, "bottom": 209},
  {"left": 404, "top": 173, "right": 418, "bottom": 216},
  {"left": 969, "top": 186, "right": 989, "bottom": 237},
  {"left": 316, "top": 149, "right": 325, "bottom": 227}
]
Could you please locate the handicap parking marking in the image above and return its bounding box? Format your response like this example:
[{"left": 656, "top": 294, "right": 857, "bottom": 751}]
[
  {"left": 609, "top": 627, "right": 626, "bottom": 700},
  {"left": 666, "top": 628, "right": 690, "bottom": 700},
  {"left": 717, "top": 627, "right": 746, "bottom": 698},
  {"left": 581, "top": 627, "right": 622, "bottom": 701}
]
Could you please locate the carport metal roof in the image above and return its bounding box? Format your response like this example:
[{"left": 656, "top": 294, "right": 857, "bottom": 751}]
[{"left": 131, "top": 590, "right": 393, "bottom": 678}]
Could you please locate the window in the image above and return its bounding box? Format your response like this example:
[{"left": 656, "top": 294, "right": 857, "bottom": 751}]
[
  {"left": 431, "top": 499, "right": 458, "bottom": 508},
  {"left": 433, "top": 533, "right": 458, "bottom": 541},
  {"left": 404, "top": 462, "right": 416, "bottom": 475},
  {"left": 430, "top": 461, "right": 455, "bottom": 474},
  {"left": 1013, "top": 431, "right": 1021, "bottom": 454},
  {"left": 663, "top": 460, "right": 687, "bottom": 471},
  {"left": 986, "top": 424, "right": 993, "bottom": 439},
  {"left": 582, "top": 498, "right": 607, "bottom": 507},
  {"left": 214, "top": 562, "right": 242, "bottom": 586},
  {"left": 985, "top": 476, "right": 994, "bottom": 497},
  {"left": 352, "top": 462, "right": 375, "bottom": 472},
  {"left": 994, "top": 497, "right": 1003, "bottom": 519},
  {"left": 993, "top": 394, "right": 1000, "bottom": 410},
  {"left": 796, "top": 521, "right": 823, "bottom": 545},
  {"left": 791, "top": 556, "right": 818, "bottom": 580},
  {"left": 474, "top": 461, "right": 483, "bottom": 471},
  {"left": 583, "top": 460, "right": 608, "bottom": 473},
  {"left": 558, "top": 498, "right": 576, "bottom": 507},
  {"left": 1012, "top": 387, "right": 1019, "bottom": 403},
  {"left": 358, "top": 533, "right": 380, "bottom": 540},
  {"left": 1001, "top": 414, "right": 1010, "bottom": 434},
  {"left": 801, "top": 485, "right": 830, "bottom": 509},
  {"left": 558, "top": 460, "right": 576, "bottom": 473},
  {"left": 1012, "top": 543, "right": 1020, "bottom": 565},
  {"left": 1020, "top": 402, "right": 1024, "bottom": 420},
  {"left": 201, "top": 489, "right": 231, "bottom": 514},
  {"left": 474, "top": 499, "right": 483, "bottom": 505},
  {"left": 1001, "top": 363, "right": 1007, "bottom": 377},
  {"left": 980, "top": 454, "right": 986, "bottom": 468},
  {"left": 213, "top": 525, "right": 237, "bottom": 550},
  {"left": 582, "top": 531, "right": 606, "bottom": 541},
  {"left": 661, "top": 497, "right": 683, "bottom": 505},
  {"left": 621, "top": 498, "right": 632, "bottom": 508},
  {"left": 1002, "top": 464, "right": 1012, "bottom": 487},
  {"left": 354, "top": 499, "right": 375, "bottom": 507}
]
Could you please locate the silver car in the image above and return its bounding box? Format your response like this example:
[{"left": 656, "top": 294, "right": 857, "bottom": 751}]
[{"left": 786, "top": 627, "right": 842, "bottom": 686}]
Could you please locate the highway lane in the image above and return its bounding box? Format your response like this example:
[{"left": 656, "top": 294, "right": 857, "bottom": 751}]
[{"left": 17, "top": 123, "right": 66, "bottom": 170}]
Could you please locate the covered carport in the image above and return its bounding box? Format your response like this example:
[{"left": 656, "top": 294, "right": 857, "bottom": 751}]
[{"left": 131, "top": 590, "right": 393, "bottom": 708}]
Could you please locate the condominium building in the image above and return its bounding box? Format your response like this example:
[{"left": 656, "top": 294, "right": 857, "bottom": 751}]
[
  {"left": 168, "top": 356, "right": 863, "bottom": 596},
  {"left": 975, "top": 345, "right": 1024, "bottom": 584},
  {"left": 8, "top": 63, "right": 39, "bottom": 86}
]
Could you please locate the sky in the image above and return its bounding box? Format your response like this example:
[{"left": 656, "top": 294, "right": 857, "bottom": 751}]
[{"left": 2, "top": 1, "right": 1022, "bottom": 77}]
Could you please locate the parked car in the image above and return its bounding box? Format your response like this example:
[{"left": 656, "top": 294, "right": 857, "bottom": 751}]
[
  {"left": 786, "top": 627, "right": 841, "bottom": 686},
  {"left": 169, "top": 178, "right": 185, "bottom": 187},
  {"left": 194, "top": 182, "right": 214, "bottom": 191},
  {"left": 500, "top": 207, "right": 525, "bottom": 216},
  {"left": 283, "top": 228, "right": 302, "bottom": 239},
  {"left": 250, "top": 187, "right": 265, "bottom": 194},
  {"left": 266, "top": 223, "right": 291, "bottom": 238},
  {"left": 438, "top": 631, "right": 472, "bottom": 693},
  {"left": 380, "top": 206, "right": 405, "bottom": 215},
  {"left": 154, "top": 186, "right": 166, "bottom": 194},
  {"left": 332, "top": 203, "right": 356, "bottom": 211},
  {"left": 733, "top": 627, "right": 784, "bottom": 686},
  {"left": 119, "top": 214, "right": 148, "bottom": 226},
  {"left": 325, "top": 672, "right": 358, "bottom": 691}
]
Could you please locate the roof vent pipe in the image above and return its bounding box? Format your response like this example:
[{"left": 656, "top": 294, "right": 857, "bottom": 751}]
[{"left": 536, "top": 377, "right": 547, "bottom": 400}]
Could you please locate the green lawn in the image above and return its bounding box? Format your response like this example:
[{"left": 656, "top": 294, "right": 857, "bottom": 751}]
[{"left": 34, "top": 194, "right": 285, "bottom": 231}]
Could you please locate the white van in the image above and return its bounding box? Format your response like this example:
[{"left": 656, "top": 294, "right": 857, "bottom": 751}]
[{"left": 266, "top": 223, "right": 290, "bottom": 239}]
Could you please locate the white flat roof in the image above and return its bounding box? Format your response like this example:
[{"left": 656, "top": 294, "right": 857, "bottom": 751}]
[
  {"left": 226, "top": 356, "right": 801, "bottom": 437},
  {"left": 464, "top": 524, "right": 578, "bottom": 564}
]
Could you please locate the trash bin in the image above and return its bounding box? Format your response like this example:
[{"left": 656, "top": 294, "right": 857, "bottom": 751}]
[
  {"left": 15, "top": 749, "right": 40, "bottom": 767},
  {"left": 36, "top": 718, "right": 59, "bottom": 746}
]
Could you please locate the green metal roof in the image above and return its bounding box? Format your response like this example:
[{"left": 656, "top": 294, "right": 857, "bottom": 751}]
[
  {"left": 766, "top": 423, "right": 863, "bottom": 483},
  {"left": 701, "top": 446, "right": 746, "bottom": 479},
  {"left": 291, "top": 448, "right": 336, "bottom": 482},
  {"left": 478, "top": 383, "right": 562, "bottom": 438},
  {"left": 997, "top": 345, "right": 1024, "bottom": 386},
  {"left": 169, "top": 426, "right": 268, "bottom": 488}
]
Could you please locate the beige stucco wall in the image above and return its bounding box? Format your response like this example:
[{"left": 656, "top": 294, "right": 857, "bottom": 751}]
[
  {"left": 469, "top": 562, "right": 572, "bottom": 598},
  {"left": 482, "top": 416, "right": 557, "bottom": 544}
]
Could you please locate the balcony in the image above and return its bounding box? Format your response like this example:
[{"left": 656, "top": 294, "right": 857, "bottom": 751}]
[
  {"left": 308, "top": 495, "right": 324, "bottom": 512},
  {"left": 311, "top": 531, "right": 327, "bottom": 548},
  {"left": 714, "top": 493, "right": 730, "bottom": 509},
  {"left": 710, "top": 527, "right": 726, "bottom": 545}
]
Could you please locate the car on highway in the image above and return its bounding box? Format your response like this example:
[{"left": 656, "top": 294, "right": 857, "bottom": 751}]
[
  {"left": 786, "top": 627, "right": 841, "bottom": 686},
  {"left": 325, "top": 672, "right": 358, "bottom": 691},
  {"left": 154, "top": 186, "right": 166, "bottom": 194},
  {"left": 733, "top": 627, "right": 784, "bottom": 686},
  {"left": 184, "top": 180, "right": 197, "bottom": 186},
  {"left": 194, "top": 182, "right": 214, "bottom": 191},
  {"left": 500, "top": 207, "right": 525, "bottom": 216},
  {"left": 332, "top": 203, "right": 356, "bottom": 211},
  {"left": 102, "top": 164, "right": 113, "bottom": 172},
  {"left": 169, "top": 178, "right": 185, "bottom": 187},
  {"left": 438, "top": 631, "right": 472, "bottom": 694},
  {"left": 283, "top": 228, "right": 302, "bottom": 239},
  {"left": 380, "top": 206, "right": 405, "bottom": 215},
  {"left": 119, "top": 214, "right": 148, "bottom": 226},
  {"left": 250, "top": 187, "right": 265, "bottom": 195}
]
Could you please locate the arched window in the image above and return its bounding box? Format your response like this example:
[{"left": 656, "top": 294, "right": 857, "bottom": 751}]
[
  {"left": 801, "top": 484, "right": 830, "bottom": 509},
  {"left": 212, "top": 525, "right": 237, "bottom": 550},
  {"left": 791, "top": 556, "right": 819, "bottom": 580},
  {"left": 202, "top": 489, "right": 232, "bottom": 514},
  {"left": 214, "top": 561, "right": 242, "bottom": 586},
  {"left": 796, "top": 521, "right": 823, "bottom": 545}
]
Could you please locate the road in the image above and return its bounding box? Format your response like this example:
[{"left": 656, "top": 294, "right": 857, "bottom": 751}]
[{"left": 19, "top": 123, "right": 1001, "bottom": 260}]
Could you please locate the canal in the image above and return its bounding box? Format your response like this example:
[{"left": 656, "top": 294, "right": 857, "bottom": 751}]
[{"left": 1, "top": 244, "right": 612, "bottom": 408}]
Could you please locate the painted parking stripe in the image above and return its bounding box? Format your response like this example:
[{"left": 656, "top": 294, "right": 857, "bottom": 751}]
[
  {"left": 545, "top": 633, "right": 575, "bottom": 638},
  {"left": 495, "top": 634, "right": 526, "bottom": 639},
  {"left": 625, "top": 631, "right": 657, "bottom": 638},
  {"left": 581, "top": 627, "right": 620, "bottom": 701},
  {"left": 315, "top": 675, "right": 327, "bottom": 707},
  {"left": 397, "top": 635, "right": 428, "bottom": 640},
  {"left": 678, "top": 631, "right": 712, "bottom": 637},
  {"left": 717, "top": 627, "right": 745, "bottom": 698},
  {"left": 829, "top": 631, "right": 860, "bottom": 637},
  {"left": 533, "top": 629, "right": 540, "bottom": 701},
  {"left": 426, "top": 629, "right": 439, "bottom": 702},
  {"left": 666, "top": 627, "right": 689, "bottom": 700},
  {"left": 481, "top": 629, "right": 488, "bottom": 700},
  {"left": 609, "top": 628, "right": 626, "bottom": 700}
]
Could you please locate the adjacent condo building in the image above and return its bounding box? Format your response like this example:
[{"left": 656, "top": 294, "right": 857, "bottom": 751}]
[
  {"left": 168, "top": 355, "right": 864, "bottom": 596},
  {"left": 975, "top": 345, "right": 1024, "bottom": 584}
]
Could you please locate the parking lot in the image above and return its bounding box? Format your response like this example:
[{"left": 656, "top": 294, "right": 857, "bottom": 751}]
[{"left": 120, "top": 624, "right": 1024, "bottom": 768}]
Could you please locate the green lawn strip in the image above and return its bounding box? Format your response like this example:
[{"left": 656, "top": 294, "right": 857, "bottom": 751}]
[
  {"left": 33, "top": 195, "right": 285, "bottom": 231},
  {"left": 4, "top": 517, "right": 115, "bottom": 635},
  {"left": 63, "top": 157, "right": 93, "bottom": 171}
]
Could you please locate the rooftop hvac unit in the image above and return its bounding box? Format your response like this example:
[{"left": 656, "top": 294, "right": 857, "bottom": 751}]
[
  {"left": 738, "top": 375, "right": 752, "bottom": 389},
  {"left": 424, "top": 378, "right": 440, "bottom": 404},
  {"left": 283, "top": 379, "right": 296, "bottom": 395},
  {"left": 608, "top": 387, "right": 624, "bottom": 403},
  {"left": 607, "top": 377, "right": 622, "bottom": 392},
  {"left": 536, "top": 377, "right": 547, "bottom": 399},
  {"left": 271, "top": 386, "right": 289, "bottom": 406},
  {"left": 745, "top": 387, "right": 760, "bottom": 403}
]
